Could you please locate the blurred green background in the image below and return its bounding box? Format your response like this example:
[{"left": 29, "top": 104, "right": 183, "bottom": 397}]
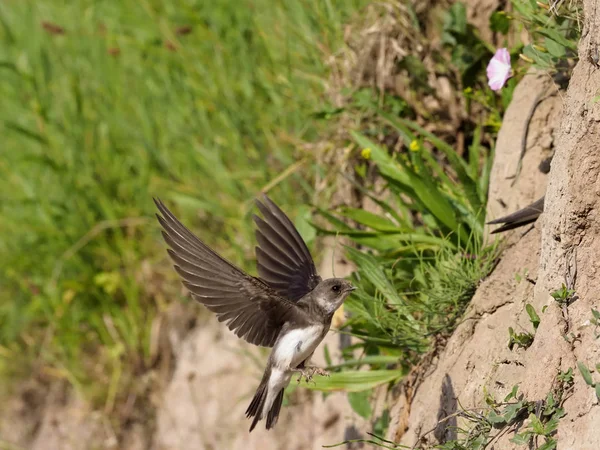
[{"left": 0, "top": 0, "right": 365, "bottom": 402}]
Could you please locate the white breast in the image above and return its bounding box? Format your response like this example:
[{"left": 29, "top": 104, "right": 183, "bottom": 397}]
[{"left": 273, "top": 325, "right": 324, "bottom": 370}]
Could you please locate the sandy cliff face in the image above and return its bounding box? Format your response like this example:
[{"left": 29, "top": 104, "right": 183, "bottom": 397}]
[{"left": 387, "top": 1, "right": 600, "bottom": 447}]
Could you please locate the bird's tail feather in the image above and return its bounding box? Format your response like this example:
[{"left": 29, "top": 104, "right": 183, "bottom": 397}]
[
  {"left": 246, "top": 378, "right": 285, "bottom": 432},
  {"left": 246, "top": 382, "right": 267, "bottom": 432},
  {"left": 266, "top": 389, "right": 284, "bottom": 430}
]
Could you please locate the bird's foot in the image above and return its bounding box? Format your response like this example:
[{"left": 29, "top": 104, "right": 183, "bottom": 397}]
[
  {"left": 294, "top": 368, "right": 315, "bottom": 384},
  {"left": 294, "top": 366, "right": 329, "bottom": 384}
]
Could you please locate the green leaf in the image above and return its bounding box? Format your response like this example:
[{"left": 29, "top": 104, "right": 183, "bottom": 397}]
[
  {"left": 552, "top": 407, "right": 565, "bottom": 420},
  {"left": 544, "top": 392, "right": 555, "bottom": 411},
  {"left": 526, "top": 304, "right": 540, "bottom": 330},
  {"left": 529, "top": 413, "right": 544, "bottom": 434},
  {"left": 510, "top": 0, "right": 536, "bottom": 20},
  {"left": 503, "top": 401, "right": 525, "bottom": 423},
  {"left": 445, "top": 2, "right": 467, "bottom": 35},
  {"left": 326, "top": 355, "right": 400, "bottom": 370},
  {"left": 353, "top": 131, "right": 461, "bottom": 235},
  {"left": 380, "top": 113, "right": 471, "bottom": 179},
  {"left": 578, "top": 362, "right": 594, "bottom": 386},
  {"left": 304, "top": 369, "right": 404, "bottom": 392},
  {"left": 378, "top": 113, "right": 482, "bottom": 215},
  {"left": 510, "top": 432, "right": 531, "bottom": 445},
  {"left": 522, "top": 45, "right": 553, "bottom": 69},
  {"left": 544, "top": 417, "right": 560, "bottom": 435},
  {"left": 596, "top": 383, "right": 600, "bottom": 401},
  {"left": 345, "top": 247, "right": 404, "bottom": 307},
  {"left": 338, "top": 207, "right": 401, "bottom": 232},
  {"left": 538, "top": 439, "right": 557, "bottom": 450},
  {"left": 537, "top": 29, "right": 577, "bottom": 51},
  {"left": 350, "top": 131, "right": 409, "bottom": 184},
  {"left": 313, "top": 208, "right": 353, "bottom": 232},
  {"left": 487, "top": 410, "right": 507, "bottom": 425},
  {"left": 372, "top": 409, "right": 390, "bottom": 438},
  {"left": 347, "top": 391, "right": 372, "bottom": 418},
  {"left": 504, "top": 384, "right": 520, "bottom": 402},
  {"left": 544, "top": 37, "right": 566, "bottom": 58},
  {"left": 490, "top": 11, "right": 510, "bottom": 34}
]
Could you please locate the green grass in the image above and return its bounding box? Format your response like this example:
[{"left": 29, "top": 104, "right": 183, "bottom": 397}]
[{"left": 0, "top": 0, "right": 366, "bottom": 404}]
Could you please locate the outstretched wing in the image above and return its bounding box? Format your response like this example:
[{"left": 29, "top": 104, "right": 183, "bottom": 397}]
[
  {"left": 253, "top": 195, "right": 322, "bottom": 302},
  {"left": 155, "top": 198, "right": 303, "bottom": 348},
  {"left": 488, "top": 196, "right": 544, "bottom": 234}
]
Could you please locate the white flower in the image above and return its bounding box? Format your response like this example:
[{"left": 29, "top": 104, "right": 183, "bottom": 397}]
[{"left": 487, "top": 48, "right": 512, "bottom": 91}]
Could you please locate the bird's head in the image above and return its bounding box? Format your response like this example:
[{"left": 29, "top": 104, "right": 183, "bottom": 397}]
[{"left": 312, "top": 278, "right": 356, "bottom": 315}]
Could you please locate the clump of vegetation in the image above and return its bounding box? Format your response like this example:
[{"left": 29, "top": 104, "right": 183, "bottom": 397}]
[
  {"left": 508, "top": 304, "right": 540, "bottom": 350},
  {"left": 306, "top": 0, "right": 583, "bottom": 434},
  {"left": 550, "top": 284, "right": 576, "bottom": 306},
  {"left": 326, "top": 379, "right": 574, "bottom": 449}
]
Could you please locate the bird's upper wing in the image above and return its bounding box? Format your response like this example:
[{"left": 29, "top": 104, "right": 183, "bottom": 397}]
[
  {"left": 155, "top": 198, "right": 304, "bottom": 348},
  {"left": 253, "top": 195, "right": 322, "bottom": 302},
  {"left": 488, "top": 196, "right": 545, "bottom": 234}
]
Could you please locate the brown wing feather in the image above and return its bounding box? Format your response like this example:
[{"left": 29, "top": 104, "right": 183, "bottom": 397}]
[
  {"left": 488, "top": 196, "right": 544, "bottom": 234},
  {"left": 254, "top": 195, "right": 322, "bottom": 301},
  {"left": 155, "top": 198, "right": 304, "bottom": 348}
]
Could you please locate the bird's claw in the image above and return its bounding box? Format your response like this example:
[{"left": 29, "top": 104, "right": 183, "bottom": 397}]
[
  {"left": 313, "top": 367, "right": 330, "bottom": 377},
  {"left": 296, "top": 368, "right": 315, "bottom": 384},
  {"left": 295, "top": 367, "right": 329, "bottom": 384}
]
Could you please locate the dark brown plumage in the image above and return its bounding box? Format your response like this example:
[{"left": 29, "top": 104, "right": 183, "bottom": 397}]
[
  {"left": 155, "top": 197, "right": 300, "bottom": 348},
  {"left": 488, "top": 196, "right": 544, "bottom": 234},
  {"left": 254, "top": 195, "right": 322, "bottom": 301}
]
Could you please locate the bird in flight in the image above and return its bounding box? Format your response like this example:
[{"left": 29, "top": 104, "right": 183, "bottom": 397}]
[{"left": 154, "top": 195, "right": 356, "bottom": 432}]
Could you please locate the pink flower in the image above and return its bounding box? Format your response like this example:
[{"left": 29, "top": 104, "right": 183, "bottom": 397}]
[{"left": 486, "top": 48, "right": 512, "bottom": 91}]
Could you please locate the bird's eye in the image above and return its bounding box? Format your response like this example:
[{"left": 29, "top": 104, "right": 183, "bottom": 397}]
[{"left": 332, "top": 285, "right": 340, "bottom": 292}]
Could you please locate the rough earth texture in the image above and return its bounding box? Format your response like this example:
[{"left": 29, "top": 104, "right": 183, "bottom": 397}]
[{"left": 387, "top": 1, "right": 600, "bottom": 448}]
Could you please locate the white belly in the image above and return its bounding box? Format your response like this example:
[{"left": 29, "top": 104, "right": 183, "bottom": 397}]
[{"left": 273, "top": 325, "right": 324, "bottom": 369}]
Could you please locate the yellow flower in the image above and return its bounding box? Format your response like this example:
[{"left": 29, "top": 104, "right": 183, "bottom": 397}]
[
  {"left": 361, "top": 147, "right": 371, "bottom": 159},
  {"left": 409, "top": 140, "right": 420, "bottom": 152}
]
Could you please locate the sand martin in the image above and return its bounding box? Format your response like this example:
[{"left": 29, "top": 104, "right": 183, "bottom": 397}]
[{"left": 154, "top": 195, "right": 356, "bottom": 431}]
